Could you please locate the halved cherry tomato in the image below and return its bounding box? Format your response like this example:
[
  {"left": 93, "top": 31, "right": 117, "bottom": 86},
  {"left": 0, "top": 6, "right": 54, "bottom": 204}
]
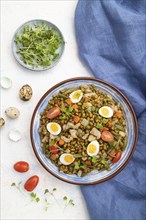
[
  {"left": 112, "top": 151, "right": 122, "bottom": 163},
  {"left": 49, "top": 146, "right": 59, "bottom": 153},
  {"left": 24, "top": 175, "right": 39, "bottom": 192},
  {"left": 13, "top": 161, "right": 29, "bottom": 173},
  {"left": 101, "top": 131, "right": 114, "bottom": 142},
  {"left": 46, "top": 107, "right": 60, "bottom": 119}
]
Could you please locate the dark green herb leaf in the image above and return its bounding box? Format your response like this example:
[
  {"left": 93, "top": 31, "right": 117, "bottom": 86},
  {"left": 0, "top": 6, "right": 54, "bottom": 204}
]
[
  {"left": 36, "top": 197, "right": 40, "bottom": 203},
  {"left": 63, "top": 196, "right": 68, "bottom": 200},
  {"left": 30, "top": 192, "right": 36, "bottom": 198},
  {"left": 11, "top": 182, "right": 16, "bottom": 186},
  {"left": 69, "top": 199, "right": 75, "bottom": 206},
  {"left": 44, "top": 189, "right": 49, "bottom": 194}
]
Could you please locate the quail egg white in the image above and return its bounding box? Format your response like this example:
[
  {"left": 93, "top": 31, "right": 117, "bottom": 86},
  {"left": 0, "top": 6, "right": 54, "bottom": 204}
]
[
  {"left": 87, "top": 140, "right": 100, "bottom": 157},
  {"left": 59, "top": 153, "right": 75, "bottom": 165},
  {"left": 47, "top": 122, "right": 61, "bottom": 135},
  {"left": 69, "top": 90, "right": 83, "bottom": 103},
  {"left": 99, "top": 106, "right": 113, "bottom": 118}
]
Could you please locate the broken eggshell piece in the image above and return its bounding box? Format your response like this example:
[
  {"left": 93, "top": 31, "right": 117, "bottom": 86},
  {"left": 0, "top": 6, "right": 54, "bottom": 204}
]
[
  {"left": 0, "top": 77, "right": 12, "bottom": 89},
  {"left": 5, "top": 107, "right": 20, "bottom": 119},
  {"left": 0, "top": 117, "right": 5, "bottom": 128},
  {"left": 9, "top": 129, "right": 22, "bottom": 142}
]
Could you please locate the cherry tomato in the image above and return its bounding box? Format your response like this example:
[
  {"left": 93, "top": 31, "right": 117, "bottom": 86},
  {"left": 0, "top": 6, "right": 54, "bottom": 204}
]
[
  {"left": 13, "top": 161, "right": 29, "bottom": 173},
  {"left": 24, "top": 175, "right": 39, "bottom": 192},
  {"left": 112, "top": 151, "right": 122, "bottom": 163},
  {"left": 49, "top": 146, "right": 59, "bottom": 153},
  {"left": 101, "top": 131, "right": 114, "bottom": 142},
  {"left": 46, "top": 107, "right": 60, "bottom": 119}
]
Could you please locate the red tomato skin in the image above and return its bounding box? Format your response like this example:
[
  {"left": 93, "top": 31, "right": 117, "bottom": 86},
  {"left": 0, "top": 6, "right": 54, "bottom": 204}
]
[
  {"left": 13, "top": 161, "right": 29, "bottom": 173},
  {"left": 46, "top": 107, "right": 60, "bottom": 119},
  {"left": 49, "top": 146, "right": 59, "bottom": 153},
  {"left": 101, "top": 131, "right": 114, "bottom": 142},
  {"left": 112, "top": 151, "right": 122, "bottom": 163},
  {"left": 24, "top": 175, "right": 39, "bottom": 192}
]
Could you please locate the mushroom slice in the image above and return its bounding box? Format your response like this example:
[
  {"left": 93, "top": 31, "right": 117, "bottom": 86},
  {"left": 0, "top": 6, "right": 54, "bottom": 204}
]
[
  {"left": 82, "top": 133, "right": 89, "bottom": 140},
  {"left": 9, "top": 129, "right": 21, "bottom": 142},
  {"left": 90, "top": 128, "right": 101, "bottom": 140},
  {"left": 88, "top": 135, "right": 96, "bottom": 142},
  {"left": 61, "top": 136, "right": 73, "bottom": 143},
  {"left": 50, "top": 134, "right": 58, "bottom": 140},
  {"left": 74, "top": 123, "right": 81, "bottom": 129},
  {"left": 0, "top": 77, "right": 12, "bottom": 89},
  {"left": 82, "top": 102, "right": 92, "bottom": 108},
  {"left": 81, "top": 119, "right": 89, "bottom": 127},
  {"left": 69, "top": 129, "right": 78, "bottom": 138},
  {"left": 65, "top": 122, "right": 75, "bottom": 130}
]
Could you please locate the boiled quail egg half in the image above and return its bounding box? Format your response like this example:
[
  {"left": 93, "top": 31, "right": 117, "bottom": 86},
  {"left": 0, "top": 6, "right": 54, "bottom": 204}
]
[
  {"left": 99, "top": 106, "right": 113, "bottom": 118},
  {"left": 47, "top": 122, "right": 61, "bottom": 135},
  {"left": 69, "top": 90, "right": 83, "bottom": 103},
  {"left": 59, "top": 153, "right": 75, "bottom": 165},
  {"left": 87, "top": 140, "right": 100, "bottom": 157}
]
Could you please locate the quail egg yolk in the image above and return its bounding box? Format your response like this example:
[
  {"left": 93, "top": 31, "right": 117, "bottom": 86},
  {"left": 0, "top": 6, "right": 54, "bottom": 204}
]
[
  {"left": 101, "top": 107, "right": 109, "bottom": 117},
  {"left": 64, "top": 155, "right": 73, "bottom": 163},
  {"left": 88, "top": 144, "right": 97, "bottom": 154},
  {"left": 72, "top": 91, "right": 81, "bottom": 99},
  {"left": 50, "top": 123, "right": 59, "bottom": 133}
]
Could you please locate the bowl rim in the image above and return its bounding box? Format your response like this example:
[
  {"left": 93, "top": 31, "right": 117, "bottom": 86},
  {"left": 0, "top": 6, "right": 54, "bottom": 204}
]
[
  {"left": 11, "top": 19, "right": 65, "bottom": 71},
  {"left": 30, "top": 77, "right": 138, "bottom": 185}
]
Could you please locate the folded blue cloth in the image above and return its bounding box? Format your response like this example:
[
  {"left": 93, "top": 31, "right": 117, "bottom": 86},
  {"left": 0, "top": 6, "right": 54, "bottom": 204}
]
[{"left": 75, "top": 0, "right": 146, "bottom": 219}]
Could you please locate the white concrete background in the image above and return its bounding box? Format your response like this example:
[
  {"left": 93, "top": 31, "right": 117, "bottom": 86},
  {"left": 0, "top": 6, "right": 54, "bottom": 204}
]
[{"left": 1, "top": 1, "right": 92, "bottom": 219}]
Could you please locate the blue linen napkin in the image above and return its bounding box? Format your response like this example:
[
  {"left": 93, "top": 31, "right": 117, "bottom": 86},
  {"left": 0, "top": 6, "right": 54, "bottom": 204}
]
[{"left": 75, "top": 0, "right": 146, "bottom": 219}]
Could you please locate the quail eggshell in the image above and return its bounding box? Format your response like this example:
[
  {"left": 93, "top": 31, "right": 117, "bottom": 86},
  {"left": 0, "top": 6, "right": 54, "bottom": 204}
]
[
  {"left": 0, "top": 77, "right": 12, "bottom": 89},
  {"left": 5, "top": 107, "right": 20, "bottom": 119},
  {"left": 9, "top": 129, "right": 21, "bottom": 142},
  {"left": 0, "top": 117, "right": 5, "bottom": 128},
  {"left": 19, "top": 84, "right": 33, "bottom": 101}
]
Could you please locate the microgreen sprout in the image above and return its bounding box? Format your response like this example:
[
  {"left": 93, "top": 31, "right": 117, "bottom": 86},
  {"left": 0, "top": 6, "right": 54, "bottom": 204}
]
[
  {"left": 44, "top": 198, "right": 50, "bottom": 211},
  {"left": 44, "top": 188, "right": 59, "bottom": 209},
  {"left": 63, "top": 196, "right": 75, "bottom": 209},
  {"left": 11, "top": 182, "right": 24, "bottom": 195},
  {"left": 25, "top": 192, "right": 40, "bottom": 206},
  {"left": 15, "top": 22, "right": 64, "bottom": 68}
]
